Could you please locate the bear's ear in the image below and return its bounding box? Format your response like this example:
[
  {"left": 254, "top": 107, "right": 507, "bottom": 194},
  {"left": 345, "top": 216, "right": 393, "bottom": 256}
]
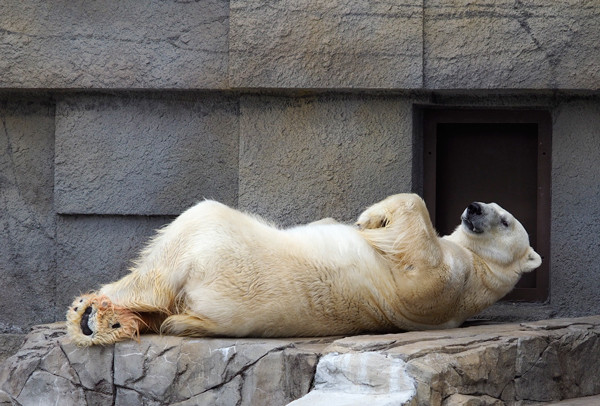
[{"left": 521, "top": 247, "right": 542, "bottom": 273}]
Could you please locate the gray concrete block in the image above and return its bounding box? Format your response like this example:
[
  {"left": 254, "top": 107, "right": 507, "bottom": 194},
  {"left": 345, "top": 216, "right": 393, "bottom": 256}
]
[
  {"left": 424, "top": 0, "right": 600, "bottom": 89},
  {"left": 0, "top": 0, "right": 229, "bottom": 89},
  {"left": 0, "top": 99, "right": 55, "bottom": 332},
  {"left": 55, "top": 215, "right": 173, "bottom": 320},
  {"left": 238, "top": 95, "right": 415, "bottom": 226},
  {"left": 551, "top": 100, "right": 600, "bottom": 316},
  {"left": 55, "top": 94, "right": 239, "bottom": 215},
  {"left": 229, "top": 0, "right": 423, "bottom": 89}
]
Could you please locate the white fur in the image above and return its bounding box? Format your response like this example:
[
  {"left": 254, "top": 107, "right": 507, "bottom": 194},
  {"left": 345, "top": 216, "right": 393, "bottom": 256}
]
[{"left": 92, "top": 194, "right": 542, "bottom": 339}]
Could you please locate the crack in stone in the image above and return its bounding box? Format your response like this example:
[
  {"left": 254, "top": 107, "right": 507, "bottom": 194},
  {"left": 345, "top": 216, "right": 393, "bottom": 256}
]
[
  {"left": 400, "top": 336, "right": 509, "bottom": 362},
  {"left": 515, "top": 337, "right": 551, "bottom": 379},
  {"left": 113, "top": 383, "right": 164, "bottom": 405},
  {"left": 187, "top": 344, "right": 294, "bottom": 401},
  {"left": 57, "top": 343, "right": 83, "bottom": 389},
  {"left": 111, "top": 345, "right": 116, "bottom": 406}
]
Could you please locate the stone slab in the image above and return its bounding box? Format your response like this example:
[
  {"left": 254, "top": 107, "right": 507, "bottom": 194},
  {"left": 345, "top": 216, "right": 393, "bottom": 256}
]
[
  {"left": 0, "top": 323, "right": 329, "bottom": 406},
  {"left": 551, "top": 101, "right": 600, "bottom": 317},
  {"left": 229, "top": 0, "right": 423, "bottom": 89},
  {"left": 2, "top": 317, "right": 600, "bottom": 405},
  {"left": 0, "top": 99, "right": 55, "bottom": 333},
  {"left": 55, "top": 215, "right": 173, "bottom": 321},
  {"left": 288, "top": 352, "right": 415, "bottom": 406},
  {"left": 0, "top": 0, "right": 229, "bottom": 89},
  {"left": 239, "top": 95, "right": 415, "bottom": 226},
  {"left": 0, "top": 335, "right": 24, "bottom": 365},
  {"left": 545, "top": 395, "right": 600, "bottom": 406},
  {"left": 54, "top": 94, "right": 239, "bottom": 215},
  {"left": 424, "top": 0, "right": 600, "bottom": 89}
]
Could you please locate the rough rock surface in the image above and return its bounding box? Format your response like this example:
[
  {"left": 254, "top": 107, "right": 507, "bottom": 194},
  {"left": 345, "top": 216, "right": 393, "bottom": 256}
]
[
  {"left": 229, "top": 0, "right": 423, "bottom": 89},
  {"left": 2, "top": 317, "right": 600, "bottom": 406},
  {"left": 423, "top": 0, "right": 600, "bottom": 89},
  {"left": 0, "top": 0, "right": 229, "bottom": 89},
  {"left": 2, "top": 1, "right": 598, "bottom": 90},
  {"left": 0, "top": 335, "right": 24, "bottom": 365}
]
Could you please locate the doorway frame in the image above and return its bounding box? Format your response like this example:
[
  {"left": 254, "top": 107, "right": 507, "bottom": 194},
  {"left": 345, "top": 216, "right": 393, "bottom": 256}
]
[{"left": 422, "top": 108, "right": 552, "bottom": 302}]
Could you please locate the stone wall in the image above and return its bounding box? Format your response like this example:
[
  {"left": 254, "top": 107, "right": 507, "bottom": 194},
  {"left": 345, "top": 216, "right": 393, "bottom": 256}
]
[
  {"left": 2, "top": 1, "right": 598, "bottom": 90},
  {"left": 1, "top": 0, "right": 599, "bottom": 335}
]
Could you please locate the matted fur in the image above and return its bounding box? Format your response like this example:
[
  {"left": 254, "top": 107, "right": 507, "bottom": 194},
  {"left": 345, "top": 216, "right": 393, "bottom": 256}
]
[{"left": 66, "top": 194, "right": 541, "bottom": 346}]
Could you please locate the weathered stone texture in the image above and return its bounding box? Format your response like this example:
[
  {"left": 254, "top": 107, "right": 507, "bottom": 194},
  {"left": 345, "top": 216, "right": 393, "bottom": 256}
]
[
  {"left": 229, "top": 0, "right": 423, "bottom": 89},
  {"left": 239, "top": 95, "right": 415, "bottom": 225},
  {"left": 2, "top": 0, "right": 598, "bottom": 91},
  {"left": 424, "top": 0, "right": 600, "bottom": 89},
  {"left": 2, "top": 317, "right": 600, "bottom": 405},
  {"left": 0, "top": 99, "right": 55, "bottom": 333},
  {"left": 0, "top": 323, "right": 326, "bottom": 406},
  {"left": 55, "top": 95, "right": 239, "bottom": 215},
  {"left": 551, "top": 101, "right": 600, "bottom": 317},
  {"left": 0, "top": 335, "right": 24, "bottom": 365},
  {"left": 327, "top": 317, "right": 600, "bottom": 405},
  {"left": 0, "top": 0, "right": 229, "bottom": 89},
  {"left": 55, "top": 215, "right": 172, "bottom": 321}
]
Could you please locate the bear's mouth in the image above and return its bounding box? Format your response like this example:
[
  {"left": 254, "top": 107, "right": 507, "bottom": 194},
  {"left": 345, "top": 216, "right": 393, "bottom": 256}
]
[
  {"left": 80, "top": 306, "right": 94, "bottom": 336},
  {"left": 462, "top": 217, "right": 483, "bottom": 234}
]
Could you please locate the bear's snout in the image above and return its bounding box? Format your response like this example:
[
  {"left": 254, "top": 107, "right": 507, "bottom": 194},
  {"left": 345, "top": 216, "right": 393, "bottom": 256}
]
[
  {"left": 467, "top": 202, "right": 482, "bottom": 217},
  {"left": 462, "top": 202, "right": 486, "bottom": 234}
]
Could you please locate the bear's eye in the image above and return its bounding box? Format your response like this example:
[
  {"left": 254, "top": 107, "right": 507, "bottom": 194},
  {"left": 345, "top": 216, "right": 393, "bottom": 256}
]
[
  {"left": 500, "top": 218, "right": 509, "bottom": 227},
  {"left": 111, "top": 323, "right": 121, "bottom": 329}
]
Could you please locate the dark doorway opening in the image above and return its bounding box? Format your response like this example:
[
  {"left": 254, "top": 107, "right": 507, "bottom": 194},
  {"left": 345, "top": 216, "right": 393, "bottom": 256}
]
[{"left": 423, "top": 109, "right": 551, "bottom": 302}]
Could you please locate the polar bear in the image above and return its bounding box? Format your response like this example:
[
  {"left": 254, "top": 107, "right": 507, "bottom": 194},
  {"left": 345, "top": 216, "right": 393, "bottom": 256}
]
[{"left": 66, "top": 194, "right": 541, "bottom": 346}]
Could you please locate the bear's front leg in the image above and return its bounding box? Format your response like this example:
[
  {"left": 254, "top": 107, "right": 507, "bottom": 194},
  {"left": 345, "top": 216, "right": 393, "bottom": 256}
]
[{"left": 66, "top": 293, "right": 143, "bottom": 346}]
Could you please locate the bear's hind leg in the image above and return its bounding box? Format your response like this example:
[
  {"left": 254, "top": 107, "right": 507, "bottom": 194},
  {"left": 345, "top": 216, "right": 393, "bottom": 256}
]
[{"left": 160, "top": 313, "right": 219, "bottom": 337}]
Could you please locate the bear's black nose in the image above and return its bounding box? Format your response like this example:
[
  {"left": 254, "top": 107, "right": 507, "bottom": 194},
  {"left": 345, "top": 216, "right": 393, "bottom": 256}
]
[{"left": 467, "top": 202, "right": 482, "bottom": 216}]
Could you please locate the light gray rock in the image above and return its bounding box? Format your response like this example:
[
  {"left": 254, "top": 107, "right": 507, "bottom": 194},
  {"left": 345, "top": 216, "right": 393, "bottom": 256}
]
[
  {"left": 310, "top": 317, "right": 600, "bottom": 405},
  {"left": 289, "top": 352, "right": 415, "bottom": 406},
  {"left": 0, "top": 335, "right": 24, "bottom": 365},
  {"left": 424, "top": 0, "right": 600, "bottom": 89},
  {"left": 0, "top": 329, "right": 328, "bottom": 405},
  {"left": 229, "top": 0, "right": 423, "bottom": 89},
  {"left": 238, "top": 94, "right": 416, "bottom": 225},
  {"left": 54, "top": 94, "right": 239, "bottom": 215},
  {"left": 3, "top": 318, "right": 600, "bottom": 405},
  {"left": 0, "top": 0, "right": 229, "bottom": 89},
  {"left": 0, "top": 99, "right": 56, "bottom": 332},
  {"left": 17, "top": 370, "right": 87, "bottom": 406},
  {"left": 444, "top": 394, "right": 504, "bottom": 406}
]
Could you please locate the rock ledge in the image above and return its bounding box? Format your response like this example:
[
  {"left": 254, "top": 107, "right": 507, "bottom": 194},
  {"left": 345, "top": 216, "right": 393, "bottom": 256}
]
[{"left": 1, "top": 316, "right": 599, "bottom": 405}]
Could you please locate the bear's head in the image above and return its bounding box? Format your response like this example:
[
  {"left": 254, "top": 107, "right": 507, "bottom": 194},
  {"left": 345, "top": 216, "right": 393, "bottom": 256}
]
[{"left": 453, "top": 201, "right": 542, "bottom": 275}]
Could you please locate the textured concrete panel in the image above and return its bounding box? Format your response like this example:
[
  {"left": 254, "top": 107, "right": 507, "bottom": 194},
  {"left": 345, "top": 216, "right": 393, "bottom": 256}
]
[
  {"left": 0, "top": 0, "right": 228, "bottom": 89},
  {"left": 55, "top": 95, "right": 239, "bottom": 215},
  {"left": 0, "top": 99, "right": 55, "bottom": 333},
  {"left": 55, "top": 215, "right": 173, "bottom": 320},
  {"left": 424, "top": 0, "right": 600, "bottom": 89},
  {"left": 551, "top": 101, "right": 600, "bottom": 316},
  {"left": 239, "top": 95, "right": 414, "bottom": 226},
  {"left": 230, "top": 0, "right": 423, "bottom": 89}
]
